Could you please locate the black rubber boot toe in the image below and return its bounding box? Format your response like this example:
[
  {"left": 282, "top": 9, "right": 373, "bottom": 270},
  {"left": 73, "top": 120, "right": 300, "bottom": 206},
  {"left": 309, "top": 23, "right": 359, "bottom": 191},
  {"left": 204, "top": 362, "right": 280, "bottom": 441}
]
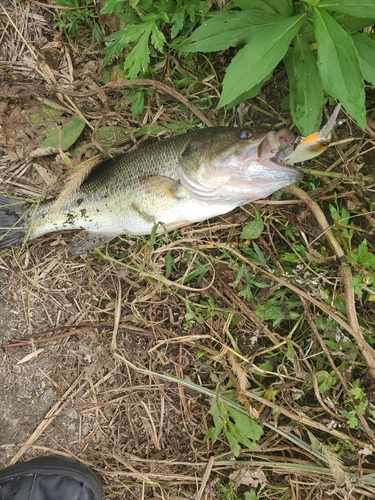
[{"left": 0, "top": 455, "right": 103, "bottom": 500}]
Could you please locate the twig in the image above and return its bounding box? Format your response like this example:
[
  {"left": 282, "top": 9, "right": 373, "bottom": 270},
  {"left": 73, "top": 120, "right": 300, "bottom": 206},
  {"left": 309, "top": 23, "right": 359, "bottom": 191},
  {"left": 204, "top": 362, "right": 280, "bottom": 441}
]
[{"left": 196, "top": 456, "right": 215, "bottom": 500}]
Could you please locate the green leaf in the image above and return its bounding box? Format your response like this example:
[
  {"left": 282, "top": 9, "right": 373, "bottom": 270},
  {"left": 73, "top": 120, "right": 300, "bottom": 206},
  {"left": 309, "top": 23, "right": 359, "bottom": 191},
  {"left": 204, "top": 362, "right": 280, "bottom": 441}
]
[
  {"left": 285, "top": 34, "right": 323, "bottom": 135},
  {"left": 241, "top": 208, "right": 264, "bottom": 239},
  {"left": 123, "top": 23, "right": 154, "bottom": 81},
  {"left": 227, "top": 421, "right": 259, "bottom": 450},
  {"left": 233, "top": 0, "right": 291, "bottom": 16},
  {"left": 218, "top": 13, "right": 307, "bottom": 109},
  {"left": 263, "top": 0, "right": 292, "bottom": 16},
  {"left": 350, "top": 276, "right": 362, "bottom": 295},
  {"left": 171, "top": 9, "right": 185, "bottom": 38},
  {"left": 313, "top": 8, "right": 366, "bottom": 129},
  {"left": 350, "top": 385, "right": 365, "bottom": 400},
  {"left": 224, "top": 428, "right": 241, "bottom": 456},
  {"left": 302, "top": 0, "right": 320, "bottom": 5},
  {"left": 347, "top": 413, "right": 359, "bottom": 428},
  {"left": 131, "top": 90, "right": 145, "bottom": 119},
  {"left": 244, "top": 491, "right": 259, "bottom": 500},
  {"left": 355, "top": 240, "right": 369, "bottom": 262},
  {"left": 316, "top": 370, "right": 338, "bottom": 393},
  {"left": 223, "top": 81, "right": 265, "bottom": 108},
  {"left": 227, "top": 407, "right": 264, "bottom": 441},
  {"left": 333, "top": 12, "right": 375, "bottom": 32},
  {"left": 252, "top": 241, "right": 267, "bottom": 266},
  {"left": 352, "top": 33, "right": 375, "bottom": 86},
  {"left": 40, "top": 117, "right": 85, "bottom": 150},
  {"left": 103, "top": 22, "right": 151, "bottom": 66},
  {"left": 183, "top": 10, "right": 282, "bottom": 53},
  {"left": 205, "top": 424, "right": 224, "bottom": 442},
  {"left": 319, "top": 0, "right": 375, "bottom": 18},
  {"left": 150, "top": 23, "right": 166, "bottom": 52}
]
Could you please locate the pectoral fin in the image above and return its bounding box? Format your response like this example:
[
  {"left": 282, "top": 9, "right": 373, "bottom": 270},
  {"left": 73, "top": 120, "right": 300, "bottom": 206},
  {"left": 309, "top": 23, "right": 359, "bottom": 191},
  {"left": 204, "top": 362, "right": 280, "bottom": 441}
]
[
  {"left": 68, "top": 230, "right": 120, "bottom": 254},
  {"left": 140, "top": 175, "right": 184, "bottom": 199},
  {"left": 134, "top": 176, "right": 187, "bottom": 219}
]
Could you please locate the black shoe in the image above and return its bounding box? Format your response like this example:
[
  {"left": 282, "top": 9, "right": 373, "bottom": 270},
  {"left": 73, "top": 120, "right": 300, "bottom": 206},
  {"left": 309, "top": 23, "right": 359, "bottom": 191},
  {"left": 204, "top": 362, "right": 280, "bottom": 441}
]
[{"left": 0, "top": 455, "right": 103, "bottom": 500}]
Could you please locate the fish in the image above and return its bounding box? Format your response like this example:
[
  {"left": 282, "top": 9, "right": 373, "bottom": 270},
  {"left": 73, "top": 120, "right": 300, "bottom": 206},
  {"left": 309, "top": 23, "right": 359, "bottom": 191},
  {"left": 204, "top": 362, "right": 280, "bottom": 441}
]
[
  {"left": 283, "top": 104, "right": 341, "bottom": 164},
  {"left": 0, "top": 126, "right": 302, "bottom": 255}
]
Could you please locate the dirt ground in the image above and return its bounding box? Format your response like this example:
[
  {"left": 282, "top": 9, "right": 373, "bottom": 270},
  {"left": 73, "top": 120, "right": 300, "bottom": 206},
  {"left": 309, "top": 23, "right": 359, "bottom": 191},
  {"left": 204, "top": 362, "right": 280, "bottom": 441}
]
[{"left": 1, "top": 1, "right": 375, "bottom": 499}]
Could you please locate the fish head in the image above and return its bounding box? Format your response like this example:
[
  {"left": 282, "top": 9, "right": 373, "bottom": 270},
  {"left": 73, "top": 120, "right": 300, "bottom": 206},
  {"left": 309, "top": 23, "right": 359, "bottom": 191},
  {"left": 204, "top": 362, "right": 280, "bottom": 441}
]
[{"left": 178, "top": 127, "right": 302, "bottom": 204}]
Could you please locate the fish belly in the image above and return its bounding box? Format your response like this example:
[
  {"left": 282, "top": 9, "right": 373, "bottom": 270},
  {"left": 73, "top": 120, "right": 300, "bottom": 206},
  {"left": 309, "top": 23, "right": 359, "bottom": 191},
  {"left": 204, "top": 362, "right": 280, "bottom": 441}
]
[{"left": 29, "top": 188, "right": 237, "bottom": 241}]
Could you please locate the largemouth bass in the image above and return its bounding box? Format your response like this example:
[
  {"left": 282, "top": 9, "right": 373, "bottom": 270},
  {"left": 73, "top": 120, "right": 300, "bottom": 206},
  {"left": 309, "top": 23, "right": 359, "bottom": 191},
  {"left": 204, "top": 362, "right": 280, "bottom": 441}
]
[{"left": 0, "top": 126, "right": 301, "bottom": 254}]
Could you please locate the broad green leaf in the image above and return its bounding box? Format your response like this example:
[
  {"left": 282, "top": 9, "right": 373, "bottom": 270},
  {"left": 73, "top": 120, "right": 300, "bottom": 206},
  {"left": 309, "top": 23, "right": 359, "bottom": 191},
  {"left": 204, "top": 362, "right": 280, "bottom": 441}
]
[
  {"left": 319, "top": 0, "right": 375, "bottom": 18},
  {"left": 333, "top": 12, "right": 375, "bottom": 31},
  {"left": 100, "top": 0, "right": 138, "bottom": 21},
  {"left": 285, "top": 34, "right": 323, "bottom": 135},
  {"left": 300, "top": 12, "right": 375, "bottom": 43},
  {"left": 252, "top": 241, "right": 267, "bottom": 266},
  {"left": 352, "top": 33, "right": 375, "bottom": 86},
  {"left": 218, "top": 14, "right": 307, "bottom": 108},
  {"left": 263, "top": 0, "right": 292, "bottom": 16},
  {"left": 224, "top": 73, "right": 271, "bottom": 108},
  {"left": 40, "top": 117, "right": 86, "bottom": 150},
  {"left": 301, "top": 0, "right": 320, "bottom": 5},
  {"left": 183, "top": 10, "right": 282, "bottom": 53},
  {"left": 299, "top": 18, "right": 315, "bottom": 42},
  {"left": 232, "top": 0, "right": 275, "bottom": 13},
  {"left": 313, "top": 8, "right": 366, "bottom": 129},
  {"left": 233, "top": 0, "right": 291, "bottom": 16},
  {"left": 102, "top": 31, "right": 125, "bottom": 66},
  {"left": 241, "top": 208, "right": 264, "bottom": 239}
]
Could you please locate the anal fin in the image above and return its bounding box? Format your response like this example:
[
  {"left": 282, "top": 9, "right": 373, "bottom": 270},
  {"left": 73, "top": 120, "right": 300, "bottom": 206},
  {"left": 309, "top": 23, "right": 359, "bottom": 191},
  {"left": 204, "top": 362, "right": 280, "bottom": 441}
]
[{"left": 68, "top": 230, "right": 119, "bottom": 254}]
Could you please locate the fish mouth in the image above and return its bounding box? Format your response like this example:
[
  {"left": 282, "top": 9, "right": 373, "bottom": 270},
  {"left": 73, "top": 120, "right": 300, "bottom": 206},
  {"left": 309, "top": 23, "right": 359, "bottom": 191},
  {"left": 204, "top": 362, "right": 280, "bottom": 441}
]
[
  {"left": 178, "top": 129, "right": 302, "bottom": 204},
  {"left": 243, "top": 128, "right": 303, "bottom": 182}
]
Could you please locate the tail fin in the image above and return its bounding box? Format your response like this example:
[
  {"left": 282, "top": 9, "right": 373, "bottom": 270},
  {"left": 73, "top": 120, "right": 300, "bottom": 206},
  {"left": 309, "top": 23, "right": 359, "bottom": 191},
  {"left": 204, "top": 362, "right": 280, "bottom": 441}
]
[{"left": 0, "top": 196, "right": 29, "bottom": 249}]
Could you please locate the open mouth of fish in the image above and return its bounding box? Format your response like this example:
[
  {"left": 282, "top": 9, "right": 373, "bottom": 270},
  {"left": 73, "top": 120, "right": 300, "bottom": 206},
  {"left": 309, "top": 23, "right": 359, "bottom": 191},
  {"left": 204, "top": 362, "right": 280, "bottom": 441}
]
[{"left": 178, "top": 128, "right": 302, "bottom": 205}]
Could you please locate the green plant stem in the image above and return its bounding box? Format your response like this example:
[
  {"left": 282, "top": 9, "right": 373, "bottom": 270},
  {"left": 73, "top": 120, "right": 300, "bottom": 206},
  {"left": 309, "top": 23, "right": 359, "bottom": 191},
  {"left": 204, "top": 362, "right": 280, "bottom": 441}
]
[{"left": 298, "top": 167, "right": 374, "bottom": 183}]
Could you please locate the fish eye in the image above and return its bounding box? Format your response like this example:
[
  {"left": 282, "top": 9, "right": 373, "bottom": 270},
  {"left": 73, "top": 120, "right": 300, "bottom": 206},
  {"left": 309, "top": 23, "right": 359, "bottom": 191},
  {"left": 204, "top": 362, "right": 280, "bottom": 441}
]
[{"left": 239, "top": 129, "right": 253, "bottom": 140}]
